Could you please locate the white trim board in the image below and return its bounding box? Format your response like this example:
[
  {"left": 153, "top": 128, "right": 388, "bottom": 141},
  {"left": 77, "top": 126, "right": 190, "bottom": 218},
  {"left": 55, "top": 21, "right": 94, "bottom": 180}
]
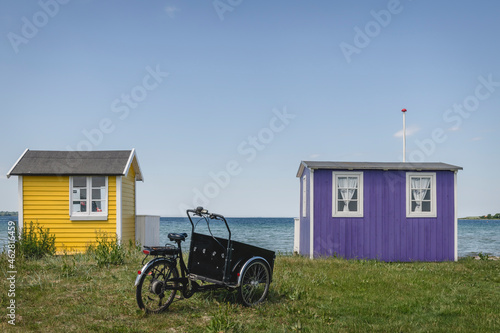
[
  {"left": 18, "top": 176, "right": 23, "bottom": 232},
  {"left": 302, "top": 175, "right": 307, "bottom": 217},
  {"left": 7, "top": 148, "right": 29, "bottom": 178},
  {"left": 122, "top": 148, "right": 144, "bottom": 182},
  {"left": 116, "top": 176, "right": 122, "bottom": 242},
  {"left": 454, "top": 171, "right": 458, "bottom": 261},
  {"left": 123, "top": 149, "right": 135, "bottom": 178},
  {"left": 309, "top": 169, "right": 314, "bottom": 259}
]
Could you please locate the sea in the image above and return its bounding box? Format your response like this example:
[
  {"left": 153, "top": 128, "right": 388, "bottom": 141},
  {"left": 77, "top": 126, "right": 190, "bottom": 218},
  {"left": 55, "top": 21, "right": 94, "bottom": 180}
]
[{"left": 1, "top": 216, "right": 499, "bottom": 258}]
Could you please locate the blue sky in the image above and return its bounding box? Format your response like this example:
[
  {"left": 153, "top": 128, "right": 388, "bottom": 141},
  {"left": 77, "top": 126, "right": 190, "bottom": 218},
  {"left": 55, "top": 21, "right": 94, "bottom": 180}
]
[{"left": 1, "top": 0, "right": 499, "bottom": 217}]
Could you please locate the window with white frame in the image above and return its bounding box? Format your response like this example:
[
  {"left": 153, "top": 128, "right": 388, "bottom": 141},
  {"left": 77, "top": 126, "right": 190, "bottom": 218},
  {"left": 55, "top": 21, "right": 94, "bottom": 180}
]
[
  {"left": 302, "top": 175, "right": 307, "bottom": 217},
  {"left": 406, "top": 173, "right": 436, "bottom": 217},
  {"left": 70, "top": 176, "right": 108, "bottom": 220},
  {"left": 332, "top": 172, "right": 363, "bottom": 217}
]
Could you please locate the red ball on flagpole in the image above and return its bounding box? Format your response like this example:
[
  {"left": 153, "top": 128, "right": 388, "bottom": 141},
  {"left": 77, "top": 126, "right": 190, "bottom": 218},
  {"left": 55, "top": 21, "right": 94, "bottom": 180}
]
[{"left": 401, "top": 108, "right": 407, "bottom": 112}]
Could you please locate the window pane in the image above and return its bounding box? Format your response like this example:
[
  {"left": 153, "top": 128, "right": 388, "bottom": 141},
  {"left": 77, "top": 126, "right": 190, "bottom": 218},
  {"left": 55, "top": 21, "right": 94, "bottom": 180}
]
[
  {"left": 92, "top": 189, "right": 102, "bottom": 200},
  {"left": 79, "top": 189, "right": 87, "bottom": 200},
  {"left": 92, "top": 201, "right": 103, "bottom": 212},
  {"left": 411, "top": 201, "right": 418, "bottom": 212},
  {"left": 351, "top": 189, "right": 358, "bottom": 200},
  {"left": 92, "top": 176, "right": 105, "bottom": 187},
  {"left": 73, "top": 177, "right": 86, "bottom": 187},
  {"left": 338, "top": 177, "right": 347, "bottom": 188},
  {"left": 348, "top": 201, "right": 357, "bottom": 212},
  {"left": 423, "top": 190, "right": 431, "bottom": 200},
  {"left": 422, "top": 201, "right": 431, "bottom": 212},
  {"left": 338, "top": 201, "right": 345, "bottom": 212},
  {"left": 73, "top": 201, "right": 86, "bottom": 212}
]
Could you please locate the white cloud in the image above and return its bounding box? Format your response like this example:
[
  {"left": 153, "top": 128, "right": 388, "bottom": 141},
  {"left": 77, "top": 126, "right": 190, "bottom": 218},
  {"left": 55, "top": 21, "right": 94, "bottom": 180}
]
[
  {"left": 471, "top": 137, "right": 483, "bottom": 141},
  {"left": 393, "top": 125, "right": 420, "bottom": 138},
  {"left": 309, "top": 154, "right": 320, "bottom": 159},
  {"left": 165, "top": 6, "right": 180, "bottom": 18}
]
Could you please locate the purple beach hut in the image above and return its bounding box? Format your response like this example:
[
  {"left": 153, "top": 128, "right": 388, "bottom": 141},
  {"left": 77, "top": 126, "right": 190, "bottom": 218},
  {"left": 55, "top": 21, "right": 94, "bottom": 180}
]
[{"left": 296, "top": 161, "right": 463, "bottom": 262}]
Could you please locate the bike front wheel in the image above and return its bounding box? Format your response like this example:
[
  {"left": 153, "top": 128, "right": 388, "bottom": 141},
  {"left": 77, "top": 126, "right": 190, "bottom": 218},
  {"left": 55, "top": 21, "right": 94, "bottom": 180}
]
[
  {"left": 136, "top": 260, "right": 179, "bottom": 313},
  {"left": 238, "top": 260, "right": 271, "bottom": 307}
]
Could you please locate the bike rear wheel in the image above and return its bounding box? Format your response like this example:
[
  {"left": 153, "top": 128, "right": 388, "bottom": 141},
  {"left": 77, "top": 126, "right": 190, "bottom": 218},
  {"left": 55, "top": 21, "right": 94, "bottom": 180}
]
[
  {"left": 238, "top": 260, "right": 270, "bottom": 307},
  {"left": 136, "top": 260, "right": 179, "bottom": 313}
]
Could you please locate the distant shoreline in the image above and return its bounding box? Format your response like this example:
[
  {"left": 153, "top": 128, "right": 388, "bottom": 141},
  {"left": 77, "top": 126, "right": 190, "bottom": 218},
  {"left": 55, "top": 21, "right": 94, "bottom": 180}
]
[
  {"left": 0, "top": 211, "right": 18, "bottom": 217},
  {"left": 1, "top": 211, "right": 498, "bottom": 220}
]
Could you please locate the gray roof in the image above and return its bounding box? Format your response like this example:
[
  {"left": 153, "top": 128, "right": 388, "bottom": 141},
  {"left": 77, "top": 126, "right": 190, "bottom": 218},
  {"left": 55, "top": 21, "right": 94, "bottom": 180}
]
[
  {"left": 7, "top": 149, "right": 143, "bottom": 181},
  {"left": 297, "top": 161, "right": 462, "bottom": 177}
]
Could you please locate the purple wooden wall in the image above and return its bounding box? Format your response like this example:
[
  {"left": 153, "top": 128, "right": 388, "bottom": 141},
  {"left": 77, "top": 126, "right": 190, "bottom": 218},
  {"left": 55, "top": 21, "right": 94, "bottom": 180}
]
[{"left": 310, "top": 169, "right": 456, "bottom": 261}]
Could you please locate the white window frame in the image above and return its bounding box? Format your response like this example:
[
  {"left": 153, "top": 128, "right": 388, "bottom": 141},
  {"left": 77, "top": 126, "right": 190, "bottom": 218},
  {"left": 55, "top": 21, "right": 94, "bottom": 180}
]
[
  {"left": 332, "top": 171, "right": 364, "bottom": 218},
  {"left": 406, "top": 172, "right": 437, "bottom": 218},
  {"left": 70, "top": 176, "right": 108, "bottom": 221},
  {"left": 302, "top": 175, "right": 307, "bottom": 217}
]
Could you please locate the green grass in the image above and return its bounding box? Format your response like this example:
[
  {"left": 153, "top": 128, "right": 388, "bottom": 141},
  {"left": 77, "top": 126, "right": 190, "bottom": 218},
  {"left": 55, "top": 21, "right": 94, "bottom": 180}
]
[{"left": 1, "top": 251, "right": 499, "bottom": 332}]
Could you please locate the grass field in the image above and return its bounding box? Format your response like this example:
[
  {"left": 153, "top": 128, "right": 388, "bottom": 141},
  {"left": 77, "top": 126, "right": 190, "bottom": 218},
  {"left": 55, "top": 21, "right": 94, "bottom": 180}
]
[{"left": 1, "top": 250, "right": 499, "bottom": 332}]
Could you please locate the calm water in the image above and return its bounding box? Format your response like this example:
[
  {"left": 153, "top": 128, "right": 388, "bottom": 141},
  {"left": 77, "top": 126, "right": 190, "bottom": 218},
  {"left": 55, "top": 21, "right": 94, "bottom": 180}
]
[{"left": 1, "top": 216, "right": 498, "bottom": 257}]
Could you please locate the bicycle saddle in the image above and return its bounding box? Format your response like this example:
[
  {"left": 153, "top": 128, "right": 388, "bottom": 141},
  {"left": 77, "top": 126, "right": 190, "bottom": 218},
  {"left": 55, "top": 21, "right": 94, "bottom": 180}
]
[{"left": 168, "top": 233, "right": 188, "bottom": 241}]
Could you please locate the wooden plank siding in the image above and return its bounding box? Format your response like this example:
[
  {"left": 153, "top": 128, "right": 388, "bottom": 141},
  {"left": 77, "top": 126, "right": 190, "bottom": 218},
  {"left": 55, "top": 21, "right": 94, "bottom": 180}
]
[
  {"left": 22, "top": 175, "right": 117, "bottom": 253},
  {"left": 121, "top": 164, "right": 136, "bottom": 244},
  {"left": 311, "top": 169, "right": 456, "bottom": 261}
]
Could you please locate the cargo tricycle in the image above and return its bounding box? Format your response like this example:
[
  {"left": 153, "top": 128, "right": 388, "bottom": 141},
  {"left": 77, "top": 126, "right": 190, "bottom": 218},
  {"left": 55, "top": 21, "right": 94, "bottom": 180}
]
[{"left": 135, "top": 207, "right": 275, "bottom": 313}]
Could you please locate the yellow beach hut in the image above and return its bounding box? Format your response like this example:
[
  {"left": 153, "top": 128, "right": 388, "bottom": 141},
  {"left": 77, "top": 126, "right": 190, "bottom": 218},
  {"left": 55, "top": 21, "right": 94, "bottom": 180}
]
[{"left": 7, "top": 149, "right": 144, "bottom": 252}]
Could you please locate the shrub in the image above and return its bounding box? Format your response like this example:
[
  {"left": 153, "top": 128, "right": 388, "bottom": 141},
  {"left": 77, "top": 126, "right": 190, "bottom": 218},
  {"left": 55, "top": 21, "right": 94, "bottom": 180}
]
[
  {"left": 127, "top": 238, "right": 142, "bottom": 255},
  {"left": 87, "top": 232, "right": 126, "bottom": 267},
  {"left": 17, "top": 221, "right": 56, "bottom": 259},
  {"left": 477, "top": 252, "right": 490, "bottom": 260}
]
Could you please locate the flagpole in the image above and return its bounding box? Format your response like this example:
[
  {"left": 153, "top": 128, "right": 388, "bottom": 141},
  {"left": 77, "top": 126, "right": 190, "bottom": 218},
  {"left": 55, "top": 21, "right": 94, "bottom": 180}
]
[{"left": 402, "top": 108, "right": 407, "bottom": 162}]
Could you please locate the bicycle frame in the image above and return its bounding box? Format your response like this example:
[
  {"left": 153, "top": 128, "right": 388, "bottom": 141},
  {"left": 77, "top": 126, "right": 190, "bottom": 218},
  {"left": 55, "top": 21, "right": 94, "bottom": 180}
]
[
  {"left": 135, "top": 207, "right": 276, "bottom": 312},
  {"left": 135, "top": 209, "right": 233, "bottom": 297},
  {"left": 186, "top": 208, "right": 234, "bottom": 283}
]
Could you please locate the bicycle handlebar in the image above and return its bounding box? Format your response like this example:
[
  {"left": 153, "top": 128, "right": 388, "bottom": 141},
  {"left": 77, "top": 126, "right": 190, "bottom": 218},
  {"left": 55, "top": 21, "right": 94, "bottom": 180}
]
[
  {"left": 186, "top": 206, "right": 208, "bottom": 216},
  {"left": 186, "top": 207, "right": 231, "bottom": 237},
  {"left": 187, "top": 206, "right": 225, "bottom": 219}
]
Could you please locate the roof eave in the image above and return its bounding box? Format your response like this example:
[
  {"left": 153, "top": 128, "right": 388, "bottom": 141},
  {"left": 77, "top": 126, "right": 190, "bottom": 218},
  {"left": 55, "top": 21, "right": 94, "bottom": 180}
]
[
  {"left": 296, "top": 161, "right": 308, "bottom": 178},
  {"left": 297, "top": 161, "right": 462, "bottom": 174},
  {"left": 6, "top": 148, "right": 29, "bottom": 179},
  {"left": 123, "top": 148, "right": 144, "bottom": 182}
]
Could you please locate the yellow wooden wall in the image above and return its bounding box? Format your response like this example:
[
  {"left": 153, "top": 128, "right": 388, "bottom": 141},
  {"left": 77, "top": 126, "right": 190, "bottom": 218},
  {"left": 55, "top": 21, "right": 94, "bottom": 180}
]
[
  {"left": 23, "top": 175, "right": 117, "bottom": 253},
  {"left": 121, "top": 164, "right": 136, "bottom": 244}
]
